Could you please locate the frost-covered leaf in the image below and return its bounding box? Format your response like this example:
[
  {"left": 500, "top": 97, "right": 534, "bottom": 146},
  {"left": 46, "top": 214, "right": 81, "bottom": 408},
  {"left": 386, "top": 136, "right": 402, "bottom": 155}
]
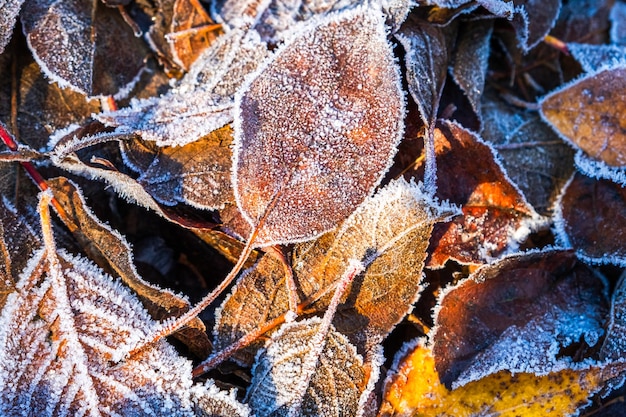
[
  {"left": 246, "top": 317, "right": 370, "bottom": 417},
  {"left": 567, "top": 43, "right": 626, "bottom": 73},
  {"left": 481, "top": 88, "right": 575, "bottom": 214},
  {"left": 98, "top": 28, "right": 267, "bottom": 147},
  {"left": 379, "top": 339, "right": 626, "bottom": 417},
  {"left": 0, "top": 0, "right": 24, "bottom": 54},
  {"left": 511, "top": 0, "right": 561, "bottom": 52},
  {"left": 214, "top": 178, "right": 454, "bottom": 363},
  {"left": 602, "top": 271, "right": 626, "bottom": 363},
  {"left": 0, "top": 193, "right": 221, "bottom": 416},
  {"left": 47, "top": 176, "right": 211, "bottom": 357},
  {"left": 21, "top": 0, "right": 148, "bottom": 97},
  {"left": 551, "top": 0, "right": 613, "bottom": 45},
  {"left": 396, "top": 15, "right": 454, "bottom": 128},
  {"left": 0, "top": 198, "right": 39, "bottom": 309},
  {"left": 167, "top": 0, "right": 223, "bottom": 71},
  {"left": 554, "top": 173, "right": 626, "bottom": 266},
  {"left": 409, "top": 120, "right": 544, "bottom": 267},
  {"left": 610, "top": 1, "right": 626, "bottom": 45},
  {"left": 191, "top": 380, "right": 251, "bottom": 417},
  {"left": 451, "top": 20, "right": 492, "bottom": 118},
  {"left": 540, "top": 65, "right": 626, "bottom": 167},
  {"left": 137, "top": 125, "right": 234, "bottom": 210},
  {"left": 233, "top": 6, "right": 404, "bottom": 247},
  {"left": 430, "top": 249, "right": 608, "bottom": 388}
]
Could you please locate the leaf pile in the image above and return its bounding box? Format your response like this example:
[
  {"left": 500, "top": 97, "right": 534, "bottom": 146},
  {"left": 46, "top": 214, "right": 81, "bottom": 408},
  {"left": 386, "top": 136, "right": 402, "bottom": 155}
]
[{"left": 0, "top": 0, "right": 625, "bottom": 416}]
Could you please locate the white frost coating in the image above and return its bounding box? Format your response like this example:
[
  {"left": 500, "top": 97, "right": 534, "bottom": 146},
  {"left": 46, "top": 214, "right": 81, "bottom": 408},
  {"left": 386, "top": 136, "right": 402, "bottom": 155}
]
[
  {"left": 551, "top": 174, "right": 575, "bottom": 250},
  {"left": 568, "top": 43, "right": 626, "bottom": 73},
  {"left": 190, "top": 380, "right": 250, "bottom": 417},
  {"left": 0, "top": 0, "right": 25, "bottom": 54},
  {"left": 574, "top": 150, "right": 626, "bottom": 187},
  {"left": 356, "top": 345, "right": 384, "bottom": 417},
  {"left": 610, "top": 1, "right": 626, "bottom": 45}
]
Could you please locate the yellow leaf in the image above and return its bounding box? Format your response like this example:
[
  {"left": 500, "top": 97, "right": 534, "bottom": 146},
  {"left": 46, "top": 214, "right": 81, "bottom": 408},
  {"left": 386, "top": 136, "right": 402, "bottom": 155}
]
[{"left": 379, "top": 340, "right": 624, "bottom": 417}]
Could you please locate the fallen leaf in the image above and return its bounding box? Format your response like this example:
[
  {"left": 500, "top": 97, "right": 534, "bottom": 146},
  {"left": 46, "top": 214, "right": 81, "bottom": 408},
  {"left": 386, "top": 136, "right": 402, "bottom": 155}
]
[
  {"left": 21, "top": 0, "right": 148, "bottom": 97},
  {"left": 431, "top": 249, "right": 608, "bottom": 388},
  {"left": 451, "top": 20, "right": 493, "bottom": 118},
  {"left": 481, "top": 88, "right": 575, "bottom": 214},
  {"left": 540, "top": 66, "right": 626, "bottom": 167},
  {"left": 245, "top": 317, "right": 372, "bottom": 417},
  {"left": 47, "top": 176, "right": 212, "bottom": 357},
  {"left": 0, "top": 192, "right": 247, "bottom": 416},
  {"left": 379, "top": 339, "right": 626, "bottom": 417},
  {"left": 137, "top": 125, "right": 234, "bottom": 210},
  {"left": 410, "top": 120, "right": 543, "bottom": 267},
  {"left": 511, "top": 0, "right": 562, "bottom": 52},
  {"left": 0, "top": 0, "right": 23, "bottom": 54},
  {"left": 98, "top": 28, "right": 267, "bottom": 146},
  {"left": 214, "top": 178, "right": 454, "bottom": 363},
  {"left": 567, "top": 43, "right": 626, "bottom": 73},
  {"left": 551, "top": 0, "right": 613, "bottom": 45},
  {"left": 610, "top": 1, "right": 626, "bottom": 45},
  {"left": 554, "top": 172, "right": 626, "bottom": 266},
  {"left": 233, "top": 5, "right": 404, "bottom": 246}
]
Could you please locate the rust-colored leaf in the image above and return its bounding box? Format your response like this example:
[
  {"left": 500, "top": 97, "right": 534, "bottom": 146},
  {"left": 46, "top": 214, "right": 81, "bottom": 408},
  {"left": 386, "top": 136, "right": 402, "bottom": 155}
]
[
  {"left": 540, "top": 66, "right": 626, "bottom": 167},
  {"left": 431, "top": 250, "right": 607, "bottom": 388},
  {"left": 21, "top": 0, "right": 148, "bottom": 97},
  {"left": 410, "top": 120, "right": 544, "bottom": 267},
  {"left": 233, "top": 6, "right": 404, "bottom": 246},
  {"left": 555, "top": 172, "right": 626, "bottom": 266},
  {"left": 379, "top": 339, "right": 626, "bottom": 417}
]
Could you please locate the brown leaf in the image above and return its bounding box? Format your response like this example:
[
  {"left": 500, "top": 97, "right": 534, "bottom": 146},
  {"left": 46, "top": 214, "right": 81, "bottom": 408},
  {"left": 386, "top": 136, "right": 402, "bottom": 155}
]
[
  {"left": 0, "top": 192, "right": 247, "bottom": 416},
  {"left": 431, "top": 250, "right": 608, "bottom": 387},
  {"left": 47, "top": 176, "right": 211, "bottom": 357},
  {"left": 245, "top": 318, "right": 372, "bottom": 417},
  {"left": 99, "top": 28, "right": 267, "bottom": 147},
  {"left": 410, "top": 120, "right": 543, "bottom": 267},
  {"left": 554, "top": 172, "right": 626, "bottom": 266},
  {"left": 21, "top": 0, "right": 148, "bottom": 97},
  {"left": 215, "top": 178, "right": 454, "bottom": 362},
  {"left": 0, "top": 0, "right": 23, "bottom": 54},
  {"left": 540, "top": 66, "right": 626, "bottom": 168},
  {"left": 511, "top": 0, "right": 562, "bottom": 52},
  {"left": 233, "top": 6, "right": 404, "bottom": 246},
  {"left": 167, "top": 0, "right": 223, "bottom": 71},
  {"left": 138, "top": 125, "right": 234, "bottom": 210},
  {"left": 396, "top": 14, "right": 455, "bottom": 128},
  {"left": 481, "top": 88, "right": 575, "bottom": 214}
]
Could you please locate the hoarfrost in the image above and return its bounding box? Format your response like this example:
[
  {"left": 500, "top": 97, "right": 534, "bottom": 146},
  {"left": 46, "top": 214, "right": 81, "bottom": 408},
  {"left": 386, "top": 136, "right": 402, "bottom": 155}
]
[{"left": 568, "top": 43, "right": 626, "bottom": 73}]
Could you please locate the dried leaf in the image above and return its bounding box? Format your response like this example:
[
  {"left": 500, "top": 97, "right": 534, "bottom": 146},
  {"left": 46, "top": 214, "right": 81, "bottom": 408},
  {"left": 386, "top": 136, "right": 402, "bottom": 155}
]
[
  {"left": 511, "top": 0, "right": 562, "bottom": 52},
  {"left": 410, "top": 120, "right": 543, "bottom": 267},
  {"left": 191, "top": 381, "right": 251, "bottom": 417},
  {"left": 167, "top": 0, "right": 223, "bottom": 71},
  {"left": 554, "top": 173, "right": 626, "bottom": 266},
  {"left": 396, "top": 15, "right": 454, "bottom": 128},
  {"left": 379, "top": 339, "right": 625, "bottom": 417},
  {"left": 98, "top": 28, "right": 267, "bottom": 146},
  {"left": 451, "top": 20, "right": 493, "bottom": 118},
  {"left": 233, "top": 6, "right": 404, "bottom": 246},
  {"left": 481, "top": 88, "right": 575, "bottom": 214},
  {"left": 137, "top": 125, "right": 234, "bottom": 210},
  {"left": 245, "top": 317, "right": 370, "bottom": 417},
  {"left": 431, "top": 249, "right": 608, "bottom": 388},
  {"left": 602, "top": 271, "right": 626, "bottom": 362},
  {"left": 46, "top": 176, "right": 212, "bottom": 357},
  {"left": 551, "top": 0, "right": 613, "bottom": 45},
  {"left": 21, "top": 0, "right": 148, "bottom": 97},
  {"left": 541, "top": 65, "right": 626, "bottom": 167},
  {"left": 214, "top": 178, "right": 454, "bottom": 362},
  {"left": 568, "top": 43, "right": 626, "bottom": 73},
  {"left": 0, "top": 192, "right": 247, "bottom": 416},
  {"left": 0, "top": 0, "right": 24, "bottom": 54}
]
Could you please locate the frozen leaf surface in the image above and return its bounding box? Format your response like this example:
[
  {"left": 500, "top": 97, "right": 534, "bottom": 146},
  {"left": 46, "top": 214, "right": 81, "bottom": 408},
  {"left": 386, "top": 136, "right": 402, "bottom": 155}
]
[
  {"left": 98, "top": 28, "right": 267, "bottom": 146},
  {"left": 568, "top": 43, "right": 626, "bottom": 73},
  {"left": 0, "top": 0, "right": 24, "bottom": 54},
  {"left": 47, "top": 177, "right": 211, "bottom": 357},
  {"left": 138, "top": 125, "right": 234, "bottom": 210},
  {"left": 214, "top": 178, "right": 453, "bottom": 362},
  {"left": 233, "top": 6, "right": 404, "bottom": 246},
  {"left": 21, "top": 0, "right": 148, "bottom": 97},
  {"left": 246, "top": 317, "right": 367, "bottom": 417},
  {"left": 430, "top": 249, "right": 607, "bottom": 387},
  {"left": 379, "top": 339, "right": 625, "bottom": 417},
  {"left": 610, "top": 1, "right": 626, "bottom": 45},
  {"left": 554, "top": 173, "right": 626, "bottom": 266},
  {"left": 409, "top": 120, "right": 543, "bottom": 267},
  {"left": 540, "top": 65, "right": 626, "bottom": 167},
  {"left": 511, "top": 0, "right": 561, "bottom": 51}
]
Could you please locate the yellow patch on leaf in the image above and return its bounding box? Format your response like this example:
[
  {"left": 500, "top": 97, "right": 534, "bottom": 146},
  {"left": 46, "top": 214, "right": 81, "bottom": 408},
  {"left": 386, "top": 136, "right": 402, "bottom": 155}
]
[{"left": 379, "top": 340, "right": 620, "bottom": 417}]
